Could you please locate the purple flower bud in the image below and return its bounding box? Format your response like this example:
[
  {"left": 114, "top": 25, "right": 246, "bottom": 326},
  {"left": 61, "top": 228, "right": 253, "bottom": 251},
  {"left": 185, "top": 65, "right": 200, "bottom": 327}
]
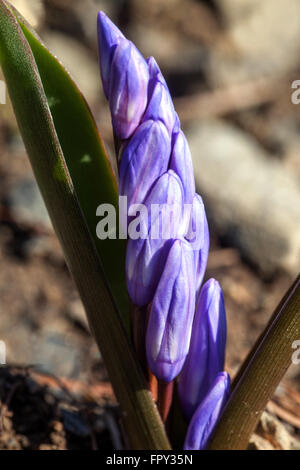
[
  {"left": 125, "top": 170, "right": 187, "bottom": 306},
  {"left": 142, "top": 57, "right": 177, "bottom": 134},
  {"left": 146, "top": 56, "right": 167, "bottom": 88},
  {"left": 139, "top": 169, "right": 188, "bottom": 240},
  {"left": 146, "top": 239, "right": 196, "bottom": 382},
  {"left": 178, "top": 279, "right": 227, "bottom": 420},
  {"left": 194, "top": 213, "right": 209, "bottom": 298},
  {"left": 185, "top": 195, "right": 209, "bottom": 297},
  {"left": 126, "top": 237, "right": 173, "bottom": 307},
  {"left": 146, "top": 57, "right": 180, "bottom": 133},
  {"left": 119, "top": 120, "right": 170, "bottom": 208},
  {"left": 185, "top": 195, "right": 205, "bottom": 250},
  {"left": 184, "top": 372, "right": 230, "bottom": 450},
  {"left": 169, "top": 130, "right": 195, "bottom": 206},
  {"left": 108, "top": 39, "right": 149, "bottom": 139},
  {"left": 97, "top": 12, "right": 125, "bottom": 98}
]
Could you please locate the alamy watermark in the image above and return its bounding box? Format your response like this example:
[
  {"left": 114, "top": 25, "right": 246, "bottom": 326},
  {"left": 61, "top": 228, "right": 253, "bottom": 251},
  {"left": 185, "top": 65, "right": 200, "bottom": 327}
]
[
  {"left": 0, "top": 79, "right": 6, "bottom": 105},
  {"left": 96, "top": 196, "right": 201, "bottom": 249},
  {"left": 291, "top": 80, "right": 300, "bottom": 104},
  {"left": 0, "top": 340, "right": 6, "bottom": 365},
  {"left": 292, "top": 340, "right": 300, "bottom": 365}
]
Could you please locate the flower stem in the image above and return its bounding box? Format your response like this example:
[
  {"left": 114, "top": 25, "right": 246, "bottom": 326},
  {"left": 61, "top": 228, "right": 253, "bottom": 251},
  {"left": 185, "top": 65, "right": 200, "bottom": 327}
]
[
  {"left": 149, "top": 369, "right": 158, "bottom": 402},
  {"left": 131, "top": 303, "right": 148, "bottom": 378},
  {"left": 158, "top": 380, "right": 174, "bottom": 423}
]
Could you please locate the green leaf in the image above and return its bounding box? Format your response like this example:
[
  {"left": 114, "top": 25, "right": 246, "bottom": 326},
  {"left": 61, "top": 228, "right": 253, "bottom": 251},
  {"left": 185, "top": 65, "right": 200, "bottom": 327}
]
[
  {"left": 10, "top": 2, "right": 130, "bottom": 328},
  {"left": 0, "top": 0, "right": 170, "bottom": 449},
  {"left": 208, "top": 274, "right": 300, "bottom": 450}
]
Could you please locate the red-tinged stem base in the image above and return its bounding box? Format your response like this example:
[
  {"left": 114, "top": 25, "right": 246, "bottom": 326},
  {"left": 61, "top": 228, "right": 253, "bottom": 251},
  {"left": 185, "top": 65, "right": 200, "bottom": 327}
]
[
  {"left": 131, "top": 304, "right": 175, "bottom": 424},
  {"left": 149, "top": 369, "right": 158, "bottom": 402},
  {"left": 158, "top": 380, "right": 174, "bottom": 423}
]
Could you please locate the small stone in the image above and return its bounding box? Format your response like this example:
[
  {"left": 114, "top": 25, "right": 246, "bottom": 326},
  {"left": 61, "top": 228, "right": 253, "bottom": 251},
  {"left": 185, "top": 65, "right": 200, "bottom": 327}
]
[
  {"left": 53, "top": 421, "right": 64, "bottom": 433},
  {"left": 248, "top": 433, "right": 274, "bottom": 450},
  {"left": 41, "top": 31, "right": 103, "bottom": 106},
  {"left": 257, "top": 411, "right": 298, "bottom": 450},
  {"left": 11, "top": 0, "right": 45, "bottom": 29},
  {"left": 66, "top": 300, "right": 89, "bottom": 332},
  {"left": 33, "top": 331, "right": 81, "bottom": 379},
  {"left": 7, "top": 178, "right": 51, "bottom": 230},
  {"left": 188, "top": 119, "right": 300, "bottom": 276},
  {"left": 212, "top": 0, "right": 300, "bottom": 85}
]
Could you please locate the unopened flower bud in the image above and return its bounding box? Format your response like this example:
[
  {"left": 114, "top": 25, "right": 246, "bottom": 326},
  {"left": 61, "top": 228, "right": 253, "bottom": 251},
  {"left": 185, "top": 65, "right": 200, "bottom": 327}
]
[
  {"left": 97, "top": 12, "right": 125, "bottom": 98},
  {"left": 184, "top": 372, "right": 230, "bottom": 450},
  {"left": 178, "top": 279, "right": 227, "bottom": 419},
  {"left": 119, "top": 120, "right": 170, "bottom": 208},
  {"left": 146, "top": 239, "right": 196, "bottom": 382}
]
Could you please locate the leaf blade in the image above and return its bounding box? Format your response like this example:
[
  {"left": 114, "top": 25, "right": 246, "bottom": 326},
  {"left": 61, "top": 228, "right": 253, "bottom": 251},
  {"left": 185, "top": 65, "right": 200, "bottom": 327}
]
[
  {"left": 12, "top": 4, "right": 130, "bottom": 327},
  {"left": 0, "top": 0, "right": 170, "bottom": 449}
]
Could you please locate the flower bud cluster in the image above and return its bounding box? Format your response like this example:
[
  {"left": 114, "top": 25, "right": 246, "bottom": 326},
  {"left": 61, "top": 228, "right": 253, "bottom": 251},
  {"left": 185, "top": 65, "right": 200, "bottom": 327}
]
[{"left": 98, "top": 12, "right": 229, "bottom": 448}]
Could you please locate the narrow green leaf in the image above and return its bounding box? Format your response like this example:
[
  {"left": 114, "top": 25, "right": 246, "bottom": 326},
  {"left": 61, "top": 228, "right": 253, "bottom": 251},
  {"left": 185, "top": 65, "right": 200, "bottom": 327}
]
[
  {"left": 0, "top": 0, "right": 170, "bottom": 449},
  {"left": 208, "top": 274, "right": 300, "bottom": 450},
  {"left": 9, "top": 2, "right": 130, "bottom": 328}
]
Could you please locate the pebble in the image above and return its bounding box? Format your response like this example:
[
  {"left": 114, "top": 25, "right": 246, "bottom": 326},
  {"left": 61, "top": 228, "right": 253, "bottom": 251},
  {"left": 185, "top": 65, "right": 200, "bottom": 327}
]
[{"left": 188, "top": 119, "right": 300, "bottom": 276}]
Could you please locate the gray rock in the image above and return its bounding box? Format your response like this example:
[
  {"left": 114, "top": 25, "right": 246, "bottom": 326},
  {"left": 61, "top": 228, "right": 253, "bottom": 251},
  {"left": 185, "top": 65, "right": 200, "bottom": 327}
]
[
  {"left": 266, "top": 116, "right": 300, "bottom": 183},
  {"left": 257, "top": 411, "right": 300, "bottom": 450},
  {"left": 11, "top": 0, "right": 45, "bottom": 29},
  {"left": 66, "top": 300, "right": 90, "bottom": 332},
  {"left": 33, "top": 331, "right": 81, "bottom": 379},
  {"left": 41, "top": 31, "right": 102, "bottom": 106},
  {"left": 187, "top": 119, "right": 300, "bottom": 276},
  {"left": 212, "top": 0, "right": 300, "bottom": 85},
  {"left": 7, "top": 178, "right": 51, "bottom": 230},
  {"left": 72, "top": 0, "right": 118, "bottom": 47},
  {"left": 248, "top": 433, "right": 274, "bottom": 450},
  {"left": 23, "top": 236, "right": 54, "bottom": 258},
  {"left": 130, "top": 24, "right": 203, "bottom": 74}
]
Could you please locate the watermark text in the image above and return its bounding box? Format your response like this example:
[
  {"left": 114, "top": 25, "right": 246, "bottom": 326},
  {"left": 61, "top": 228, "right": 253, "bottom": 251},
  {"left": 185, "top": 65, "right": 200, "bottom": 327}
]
[
  {"left": 0, "top": 80, "right": 6, "bottom": 105},
  {"left": 292, "top": 340, "right": 300, "bottom": 365},
  {"left": 0, "top": 340, "right": 6, "bottom": 365},
  {"left": 96, "top": 197, "right": 201, "bottom": 249}
]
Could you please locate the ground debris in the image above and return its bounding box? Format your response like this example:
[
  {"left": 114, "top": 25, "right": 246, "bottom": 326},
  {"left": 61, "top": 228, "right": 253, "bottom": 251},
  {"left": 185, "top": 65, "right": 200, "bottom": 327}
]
[
  {"left": 251, "top": 410, "right": 300, "bottom": 450},
  {"left": 0, "top": 367, "right": 118, "bottom": 450}
]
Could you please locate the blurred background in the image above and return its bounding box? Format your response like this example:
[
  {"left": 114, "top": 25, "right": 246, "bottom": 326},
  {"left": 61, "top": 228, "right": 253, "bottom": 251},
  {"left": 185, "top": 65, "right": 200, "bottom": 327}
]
[{"left": 0, "top": 0, "right": 299, "bottom": 450}]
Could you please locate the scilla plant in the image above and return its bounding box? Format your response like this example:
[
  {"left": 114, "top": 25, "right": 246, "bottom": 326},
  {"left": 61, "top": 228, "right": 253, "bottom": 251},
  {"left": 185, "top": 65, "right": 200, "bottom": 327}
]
[{"left": 0, "top": 1, "right": 299, "bottom": 450}]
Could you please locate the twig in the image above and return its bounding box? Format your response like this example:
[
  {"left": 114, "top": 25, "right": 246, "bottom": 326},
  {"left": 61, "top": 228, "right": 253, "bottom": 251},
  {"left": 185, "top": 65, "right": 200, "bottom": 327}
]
[
  {"left": 267, "top": 401, "right": 300, "bottom": 430},
  {"left": 175, "top": 77, "right": 288, "bottom": 123}
]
